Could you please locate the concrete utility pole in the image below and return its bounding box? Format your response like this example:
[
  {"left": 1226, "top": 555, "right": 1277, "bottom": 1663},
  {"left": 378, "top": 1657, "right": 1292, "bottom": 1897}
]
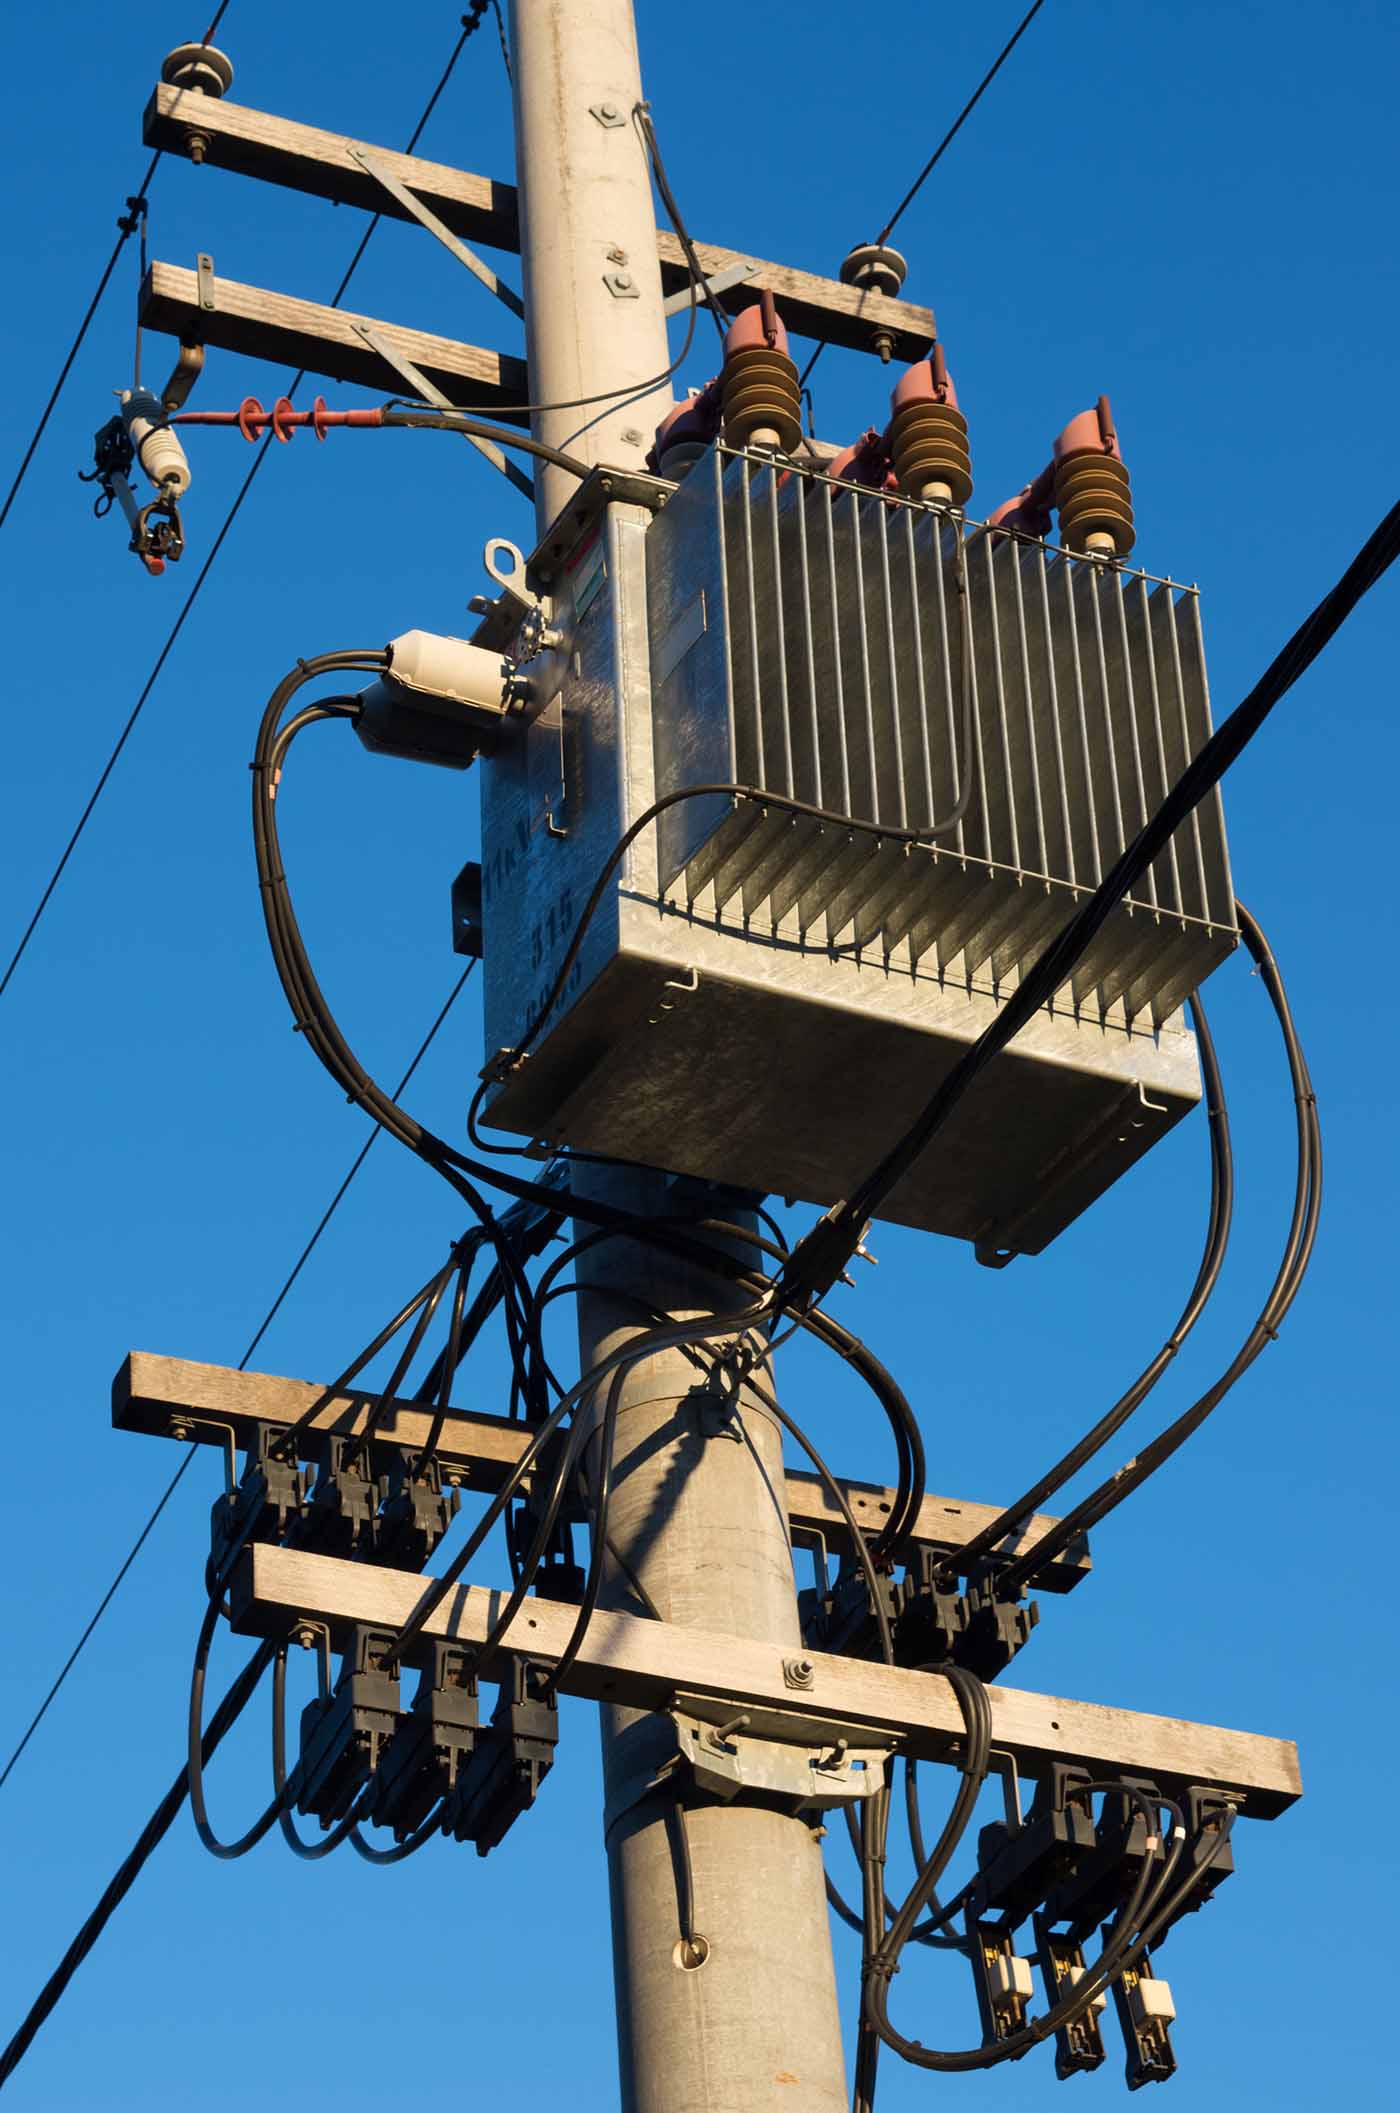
[{"left": 507, "top": 4, "right": 849, "bottom": 2104}]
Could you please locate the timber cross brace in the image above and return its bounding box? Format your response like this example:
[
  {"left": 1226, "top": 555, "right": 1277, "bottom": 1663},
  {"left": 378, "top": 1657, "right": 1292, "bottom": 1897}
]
[{"left": 114, "top": 1351, "right": 1301, "bottom": 1821}]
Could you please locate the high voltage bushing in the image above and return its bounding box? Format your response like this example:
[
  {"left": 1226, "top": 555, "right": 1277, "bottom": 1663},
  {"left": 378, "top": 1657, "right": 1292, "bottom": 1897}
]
[
  {"left": 887, "top": 345, "right": 973, "bottom": 505},
  {"left": 1052, "top": 396, "right": 1135, "bottom": 557},
  {"left": 720, "top": 294, "right": 803, "bottom": 453}
]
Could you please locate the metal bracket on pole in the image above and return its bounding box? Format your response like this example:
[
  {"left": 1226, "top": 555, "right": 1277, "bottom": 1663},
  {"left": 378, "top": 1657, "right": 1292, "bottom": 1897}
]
[
  {"left": 347, "top": 146, "right": 526, "bottom": 320},
  {"left": 670, "top": 1702, "right": 890, "bottom": 1812},
  {"left": 349, "top": 320, "right": 534, "bottom": 504},
  {"left": 196, "top": 250, "right": 217, "bottom": 313},
  {"left": 662, "top": 259, "right": 758, "bottom": 318}
]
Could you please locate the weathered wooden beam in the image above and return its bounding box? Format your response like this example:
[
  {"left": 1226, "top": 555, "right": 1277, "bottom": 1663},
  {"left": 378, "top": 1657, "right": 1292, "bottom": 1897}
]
[
  {"left": 112, "top": 1351, "right": 1091, "bottom": 1592},
  {"left": 232, "top": 1543, "right": 1300, "bottom": 1818},
  {"left": 139, "top": 262, "right": 530, "bottom": 417},
  {"left": 143, "top": 85, "right": 936, "bottom": 362}
]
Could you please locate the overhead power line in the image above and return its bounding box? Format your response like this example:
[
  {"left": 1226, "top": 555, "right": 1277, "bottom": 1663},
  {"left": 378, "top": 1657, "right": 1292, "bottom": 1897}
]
[
  {"left": 874, "top": 0, "right": 1049, "bottom": 245},
  {"left": 800, "top": 0, "right": 1050, "bottom": 392},
  {"left": 0, "top": 10, "right": 486, "bottom": 1007},
  {"left": 0, "top": 959, "right": 476, "bottom": 1799},
  {"left": 0, "top": 1, "right": 233, "bottom": 538}
]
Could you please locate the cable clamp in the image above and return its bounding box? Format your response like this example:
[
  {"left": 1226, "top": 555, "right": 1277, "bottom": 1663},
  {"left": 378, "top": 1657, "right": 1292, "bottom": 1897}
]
[{"left": 480, "top": 1046, "right": 523, "bottom": 1085}]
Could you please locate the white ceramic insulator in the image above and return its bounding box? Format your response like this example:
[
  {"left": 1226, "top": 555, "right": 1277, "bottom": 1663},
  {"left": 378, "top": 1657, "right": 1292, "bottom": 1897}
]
[{"left": 121, "top": 389, "right": 192, "bottom": 496}]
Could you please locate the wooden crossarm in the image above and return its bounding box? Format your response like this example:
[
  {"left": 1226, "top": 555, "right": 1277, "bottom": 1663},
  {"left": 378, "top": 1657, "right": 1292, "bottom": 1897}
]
[
  {"left": 113, "top": 1350, "right": 1091, "bottom": 1591},
  {"left": 231, "top": 1542, "right": 1301, "bottom": 1818},
  {"left": 143, "top": 84, "right": 937, "bottom": 362}
]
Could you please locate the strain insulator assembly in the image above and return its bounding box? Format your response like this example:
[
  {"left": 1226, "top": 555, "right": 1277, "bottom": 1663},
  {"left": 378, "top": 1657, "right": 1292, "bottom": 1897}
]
[
  {"left": 159, "top": 42, "right": 234, "bottom": 97},
  {"left": 1052, "top": 396, "right": 1135, "bottom": 557},
  {"left": 720, "top": 293, "right": 802, "bottom": 454},
  {"left": 839, "top": 242, "right": 908, "bottom": 359},
  {"left": 887, "top": 346, "right": 973, "bottom": 506}
]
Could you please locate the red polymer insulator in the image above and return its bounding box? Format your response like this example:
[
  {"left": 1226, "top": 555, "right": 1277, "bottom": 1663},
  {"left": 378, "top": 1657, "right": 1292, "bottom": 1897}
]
[
  {"left": 649, "top": 378, "right": 721, "bottom": 478},
  {"left": 885, "top": 352, "right": 973, "bottom": 507},
  {"left": 828, "top": 428, "right": 896, "bottom": 493},
  {"left": 236, "top": 396, "right": 265, "bottom": 442},
  {"left": 311, "top": 395, "right": 330, "bottom": 442},
  {"left": 270, "top": 396, "right": 297, "bottom": 443},
  {"left": 720, "top": 299, "right": 802, "bottom": 454},
  {"left": 1051, "top": 396, "right": 1135, "bottom": 556}
]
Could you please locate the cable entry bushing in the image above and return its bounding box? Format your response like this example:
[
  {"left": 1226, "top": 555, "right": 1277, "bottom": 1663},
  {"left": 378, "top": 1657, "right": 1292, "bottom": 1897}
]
[
  {"left": 720, "top": 293, "right": 802, "bottom": 453},
  {"left": 887, "top": 346, "right": 973, "bottom": 506},
  {"left": 1052, "top": 396, "right": 1135, "bottom": 556}
]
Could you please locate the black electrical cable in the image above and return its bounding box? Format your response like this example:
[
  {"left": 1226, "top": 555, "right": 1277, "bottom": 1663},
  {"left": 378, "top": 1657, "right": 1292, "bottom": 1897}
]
[
  {"left": 186, "top": 1596, "right": 285, "bottom": 1859},
  {"left": 347, "top": 1802, "right": 445, "bottom": 1864},
  {"left": 862, "top": 1780, "right": 1193, "bottom": 2074},
  {"left": 252, "top": 670, "right": 541, "bottom": 1359},
  {"left": 633, "top": 104, "right": 729, "bottom": 348},
  {"left": 935, "top": 987, "right": 1233, "bottom": 1585},
  {"left": 0, "top": 961, "right": 477, "bottom": 1800},
  {"left": 542, "top": 1362, "right": 626, "bottom": 1699},
  {"left": 251, "top": 670, "right": 940, "bottom": 1558},
  {"left": 877, "top": 2, "right": 1049, "bottom": 246},
  {"left": 776, "top": 494, "right": 1398, "bottom": 1311},
  {"left": 269, "top": 1644, "right": 370, "bottom": 1864},
  {"left": 994, "top": 898, "right": 1320, "bottom": 1592},
  {"left": 521, "top": 1212, "right": 924, "bottom": 1564},
  {"left": 379, "top": 405, "right": 593, "bottom": 475},
  {"left": 0, "top": 11, "right": 483, "bottom": 1005},
  {"left": 0, "top": 1630, "right": 273, "bottom": 2091},
  {"left": 853, "top": 1663, "right": 993, "bottom": 2110}
]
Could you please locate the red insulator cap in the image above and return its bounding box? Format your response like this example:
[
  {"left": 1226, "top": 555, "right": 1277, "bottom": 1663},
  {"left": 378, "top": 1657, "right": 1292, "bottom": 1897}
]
[
  {"left": 889, "top": 344, "right": 961, "bottom": 414},
  {"left": 1053, "top": 395, "right": 1122, "bottom": 463},
  {"left": 829, "top": 428, "right": 896, "bottom": 492},
  {"left": 648, "top": 379, "right": 722, "bottom": 469},
  {"left": 723, "top": 291, "right": 790, "bottom": 359}
]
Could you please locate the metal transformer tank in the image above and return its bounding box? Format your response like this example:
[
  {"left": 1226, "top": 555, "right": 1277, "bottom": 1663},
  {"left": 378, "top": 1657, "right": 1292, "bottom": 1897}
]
[{"left": 477, "top": 450, "right": 1235, "bottom": 1258}]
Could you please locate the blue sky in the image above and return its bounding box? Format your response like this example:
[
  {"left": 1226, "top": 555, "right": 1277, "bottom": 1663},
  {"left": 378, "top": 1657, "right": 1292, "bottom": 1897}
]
[{"left": 1, "top": 1, "right": 1397, "bottom": 2106}]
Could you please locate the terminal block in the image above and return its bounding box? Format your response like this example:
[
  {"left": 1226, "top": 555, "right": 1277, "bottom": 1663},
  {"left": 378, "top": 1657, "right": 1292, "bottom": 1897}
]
[
  {"left": 798, "top": 1550, "right": 1039, "bottom": 1682},
  {"left": 443, "top": 1659, "right": 558, "bottom": 1855},
  {"left": 973, "top": 1764, "right": 1097, "bottom": 1929},
  {"left": 373, "top": 1457, "right": 460, "bottom": 1572},
  {"left": 297, "top": 1626, "right": 402, "bottom": 1828},
  {"left": 1110, "top": 1945, "right": 1177, "bottom": 2089},
  {"left": 968, "top": 1922, "right": 1036, "bottom": 2048},
  {"left": 1033, "top": 1916, "right": 1107, "bottom": 2077},
  {"left": 1042, "top": 1778, "right": 1167, "bottom": 1942},
  {"left": 371, "top": 1641, "right": 480, "bottom": 1839},
  {"left": 207, "top": 1424, "right": 304, "bottom": 1592},
  {"left": 293, "top": 1437, "right": 379, "bottom": 1559},
  {"left": 1152, "top": 1786, "right": 1236, "bottom": 1938}
]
